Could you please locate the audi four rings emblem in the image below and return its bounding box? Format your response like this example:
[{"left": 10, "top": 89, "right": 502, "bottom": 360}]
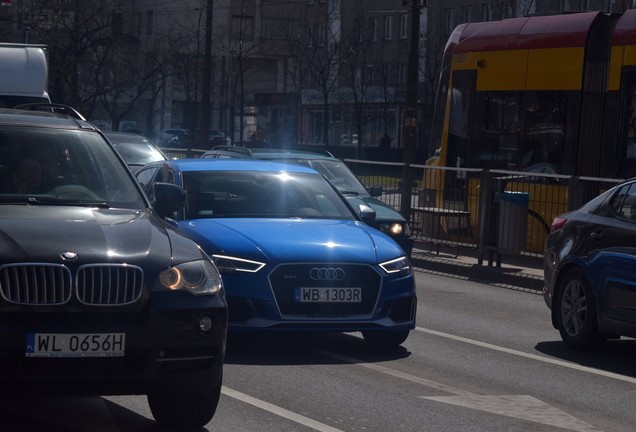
[{"left": 309, "top": 267, "right": 346, "bottom": 281}]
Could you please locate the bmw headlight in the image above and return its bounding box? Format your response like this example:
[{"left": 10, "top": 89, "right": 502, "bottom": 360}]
[
  {"left": 378, "top": 222, "right": 410, "bottom": 237},
  {"left": 380, "top": 256, "right": 412, "bottom": 276},
  {"left": 158, "top": 260, "right": 222, "bottom": 295},
  {"left": 212, "top": 254, "right": 266, "bottom": 274}
]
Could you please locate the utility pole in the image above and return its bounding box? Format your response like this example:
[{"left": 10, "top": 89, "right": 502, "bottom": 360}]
[
  {"left": 400, "top": 0, "right": 421, "bottom": 224},
  {"left": 200, "top": 0, "right": 214, "bottom": 149}
]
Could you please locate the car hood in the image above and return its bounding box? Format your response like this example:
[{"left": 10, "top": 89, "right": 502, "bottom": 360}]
[
  {"left": 0, "top": 205, "right": 173, "bottom": 266},
  {"left": 178, "top": 218, "right": 404, "bottom": 263}
]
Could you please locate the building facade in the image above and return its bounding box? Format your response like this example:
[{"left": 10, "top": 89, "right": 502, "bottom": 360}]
[{"left": 3, "top": 0, "right": 636, "bottom": 156}]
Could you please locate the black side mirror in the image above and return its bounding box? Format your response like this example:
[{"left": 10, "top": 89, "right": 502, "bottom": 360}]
[
  {"left": 152, "top": 182, "right": 186, "bottom": 218},
  {"left": 358, "top": 204, "right": 376, "bottom": 223},
  {"left": 368, "top": 186, "right": 383, "bottom": 197}
]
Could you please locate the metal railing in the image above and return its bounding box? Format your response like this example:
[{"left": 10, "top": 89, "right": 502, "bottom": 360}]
[
  {"left": 162, "top": 149, "right": 623, "bottom": 264},
  {"left": 346, "top": 159, "right": 622, "bottom": 263}
]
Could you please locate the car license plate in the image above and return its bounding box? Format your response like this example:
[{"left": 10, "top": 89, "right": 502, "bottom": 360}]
[
  {"left": 25, "top": 333, "right": 125, "bottom": 358},
  {"left": 296, "top": 287, "right": 362, "bottom": 303}
]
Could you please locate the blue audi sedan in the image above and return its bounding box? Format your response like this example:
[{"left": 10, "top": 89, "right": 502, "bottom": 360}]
[{"left": 136, "top": 159, "right": 416, "bottom": 349}]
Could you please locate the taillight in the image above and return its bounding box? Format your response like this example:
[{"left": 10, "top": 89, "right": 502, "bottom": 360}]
[{"left": 551, "top": 216, "right": 568, "bottom": 232}]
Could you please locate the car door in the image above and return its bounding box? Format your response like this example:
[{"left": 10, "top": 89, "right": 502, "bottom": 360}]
[{"left": 586, "top": 182, "right": 636, "bottom": 324}]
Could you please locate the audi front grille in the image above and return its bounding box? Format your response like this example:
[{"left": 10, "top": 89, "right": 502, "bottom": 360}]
[{"left": 269, "top": 263, "right": 381, "bottom": 318}]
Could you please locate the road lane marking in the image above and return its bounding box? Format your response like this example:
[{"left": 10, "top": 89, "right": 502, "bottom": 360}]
[
  {"left": 222, "top": 386, "right": 345, "bottom": 432},
  {"left": 416, "top": 326, "right": 636, "bottom": 384},
  {"left": 316, "top": 349, "right": 600, "bottom": 431},
  {"left": 423, "top": 395, "right": 601, "bottom": 432},
  {"left": 314, "top": 349, "right": 473, "bottom": 396}
]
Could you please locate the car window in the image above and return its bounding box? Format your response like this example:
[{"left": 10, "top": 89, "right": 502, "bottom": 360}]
[
  {"left": 0, "top": 126, "right": 144, "bottom": 208},
  {"left": 612, "top": 183, "right": 636, "bottom": 221}
]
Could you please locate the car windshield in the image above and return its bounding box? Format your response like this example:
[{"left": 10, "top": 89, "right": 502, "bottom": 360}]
[
  {"left": 181, "top": 169, "right": 357, "bottom": 220},
  {"left": 111, "top": 141, "right": 165, "bottom": 166},
  {"left": 260, "top": 157, "right": 369, "bottom": 195},
  {"left": 0, "top": 126, "right": 145, "bottom": 208}
]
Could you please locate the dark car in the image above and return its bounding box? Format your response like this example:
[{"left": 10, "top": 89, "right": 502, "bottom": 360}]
[
  {"left": 202, "top": 146, "right": 415, "bottom": 256},
  {"left": 103, "top": 131, "right": 167, "bottom": 172},
  {"left": 136, "top": 159, "right": 417, "bottom": 349},
  {"left": 0, "top": 106, "right": 227, "bottom": 428},
  {"left": 544, "top": 178, "right": 636, "bottom": 350}
]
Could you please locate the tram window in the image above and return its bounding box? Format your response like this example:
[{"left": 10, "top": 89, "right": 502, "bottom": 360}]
[
  {"left": 521, "top": 91, "right": 568, "bottom": 173},
  {"left": 620, "top": 69, "right": 636, "bottom": 179},
  {"left": 477, "top": 93, "right": 520, "bottom": 169}
]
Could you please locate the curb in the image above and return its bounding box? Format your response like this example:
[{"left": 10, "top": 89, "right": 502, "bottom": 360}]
[{"left": 410, "top": 245, "right": 544, "bottom": 293}]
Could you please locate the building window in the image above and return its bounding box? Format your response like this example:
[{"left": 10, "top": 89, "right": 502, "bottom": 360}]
[
  {"left": 444, "top": 8, "right": 454, "bottom": 35},
  {"left": 317, "top": 23, "right": 326, "bottom": 46},
  {"left": 400, "top": 14, "right": 408, "bottom": 39},
  {"left": 384, "top": 16, "right": 393, "bottom": 40},
  {"left": 398, "top": 62, "right": 406, "bottom": 85},
  {"left": 146, "top": 11, "right": 153, "bottom": 35},
  {"left": 355, "top": 19, "right": 363, "bottom": 42},
  {"left": 112, "top": 12, "right": 123, "bottom": 36},
  {"left": 462, "top": 7, "right": 471, "bottom": 23},
  {"left": 369, "top": 18, "right": 377, "bottom": 42},
  {"left": 232, "top": 16, "right": 254, "bottom": 40},
  {"left": 482, "top": 4, "right": 492, "bottom": 21},
  {"left": 503, "top": 2, "right": 514, "bottom": 17}
]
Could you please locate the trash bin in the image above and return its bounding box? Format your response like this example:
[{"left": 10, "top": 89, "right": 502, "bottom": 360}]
[{"left": 497, "top": 191, "right": 529, "bottom": 254}]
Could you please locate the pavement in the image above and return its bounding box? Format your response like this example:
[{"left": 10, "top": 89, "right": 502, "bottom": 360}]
[{"left": 410, "top": 239, "right": 544, "bottom": 293}]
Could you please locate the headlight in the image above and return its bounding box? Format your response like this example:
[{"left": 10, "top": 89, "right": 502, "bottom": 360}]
[
  {"left": 380, "top": 256, "right": 412, "bottom": 276},
  {"left": 158, "top": 260, "right": 222, "bottom": 295},
  {"left": 212, "top": 254, "right": 266, "bottom": 274},
  {"left": 378, "top": 222, "right": 410, "bottom": 237}
]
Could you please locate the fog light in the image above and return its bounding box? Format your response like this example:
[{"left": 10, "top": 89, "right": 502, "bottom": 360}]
[{"left": 199, "top": 316, "right": 213, "bottom": 332}]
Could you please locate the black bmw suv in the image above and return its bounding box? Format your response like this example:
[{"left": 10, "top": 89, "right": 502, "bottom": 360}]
[{"left": 0, "top": 105, "right": 227, "bottom": 428}]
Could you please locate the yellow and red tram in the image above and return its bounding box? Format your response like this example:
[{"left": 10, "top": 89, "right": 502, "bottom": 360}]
[{"left": 426, "top": 10, "right": 636, "bottom": 252}]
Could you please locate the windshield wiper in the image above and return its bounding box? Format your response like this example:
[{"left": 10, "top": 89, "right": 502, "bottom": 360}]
[
  {"left": 338, "top": 190, "right": 360, "bottom": 196},
  {"left": 1, "top": 196, "right": 110, "bottom": 208}
]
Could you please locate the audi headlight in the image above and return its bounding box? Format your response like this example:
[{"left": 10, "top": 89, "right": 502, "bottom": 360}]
[
  {"left": 212, "top": 254, "right": 266, "bottom": 274},
  {"left": 378, "top": 222, "right": 410, "bottom": 237},
  {"left": 379, "top": 256, "right": 412, "bottom": 276},
  {"left": 158, "top": 260, "right": 222, "bottom": 295}
]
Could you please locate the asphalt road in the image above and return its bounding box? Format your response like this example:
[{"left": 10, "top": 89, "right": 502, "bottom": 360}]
[{"left": 3, "top": 269, "right": 636, "bottom": 432}]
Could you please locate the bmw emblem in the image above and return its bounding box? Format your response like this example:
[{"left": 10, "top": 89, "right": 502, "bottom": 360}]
[{"left": 61, "top": 251, "right": 78, "bottom": 261}]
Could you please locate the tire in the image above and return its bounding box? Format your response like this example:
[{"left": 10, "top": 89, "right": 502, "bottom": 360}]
[
  {"left": 362, "top": 330, "right": 410, "bottom": 349},
  {"left": 147, "top": 378, "right": 222, "bottom": 429},
  {"left": 555, "top": 268, "right": 606, "bottom": 350}
]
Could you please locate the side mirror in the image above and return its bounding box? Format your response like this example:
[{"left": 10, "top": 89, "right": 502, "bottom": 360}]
[
  {"left": 368, "top": 186, "right": 383, "bottom": 197},
  {"left": 152, "top": 182, "right": 186, "bottom": 218},
  {"left": 358, "top": 204, "right": 376, "bottom": 223}
]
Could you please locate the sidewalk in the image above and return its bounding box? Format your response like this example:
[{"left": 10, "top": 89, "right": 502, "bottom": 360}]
[{"left": 410, "top": 240, "right": 544, "bottom": 293}]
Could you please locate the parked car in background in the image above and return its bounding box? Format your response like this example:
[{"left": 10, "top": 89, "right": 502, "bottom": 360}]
[
  {"left": 165, "top": 129, "right": 231, "bottom": 149},
  {"left": 159, "top": 128, "right": 190, "bottom": 146},
  {"left": 0, "top": 105, "right": 227, "bottom": 428},
  {"left": 136, "top": 159, "right": 417, "bottom": 349},
  {"left": 103, "top": 131, "right": 167, "bottom": 172},
  {"left": 544, "top": 178, "right": 636, "bottom": 350},
  {"left": 202, "top": 146, "right": 415, "bottom": 256}
]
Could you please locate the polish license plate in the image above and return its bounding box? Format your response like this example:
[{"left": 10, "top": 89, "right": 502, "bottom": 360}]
[
  {"left": 25, "top": 333, "right": 125, "bottom": 358},
  {"left": 296, "top": 287, "right": 362, "bottom": 303}
]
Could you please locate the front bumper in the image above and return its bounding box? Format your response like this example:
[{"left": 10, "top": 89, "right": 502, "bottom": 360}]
[{"left": 0, "top": 302, "right": 227, "bottom": 396}]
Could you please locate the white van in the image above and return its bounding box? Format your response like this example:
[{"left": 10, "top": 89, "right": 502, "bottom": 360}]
[{"left": 0, "top": 43, "right": 51, "bottom": 108}]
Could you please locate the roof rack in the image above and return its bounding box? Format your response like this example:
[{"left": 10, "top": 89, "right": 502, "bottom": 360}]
[
  {"left": 211, "top": 145, "right": 253, "bottom": 156},
  {"left": 13, "top": 103, "right": 87, "bottom": 121}
]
